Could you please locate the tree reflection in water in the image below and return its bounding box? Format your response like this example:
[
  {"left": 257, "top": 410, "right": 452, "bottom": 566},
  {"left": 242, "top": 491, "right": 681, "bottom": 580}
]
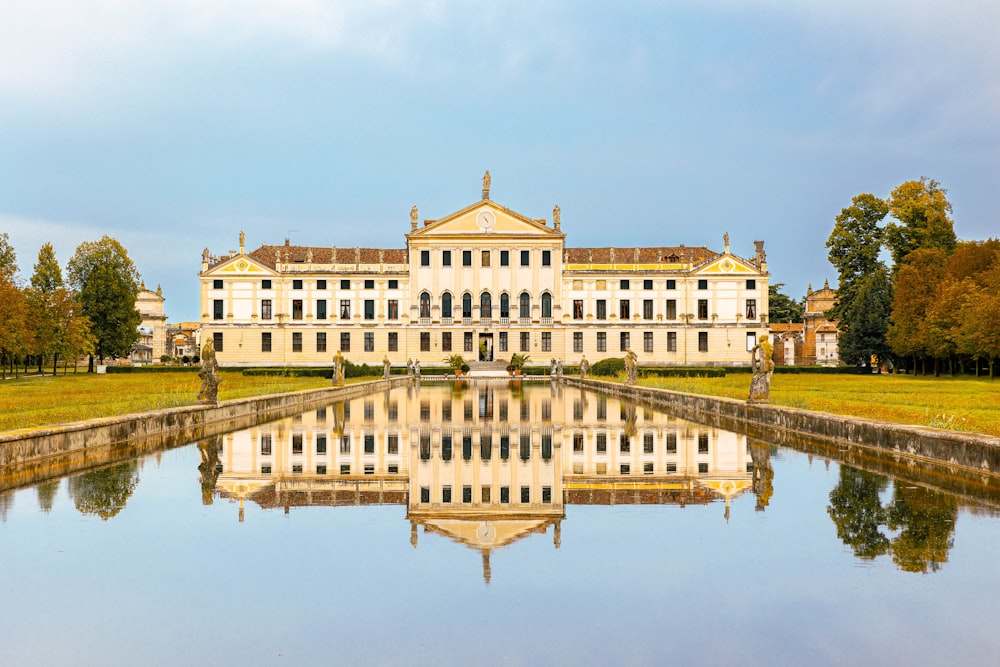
[
  {"left": 36, "top": 480, "right": 58, "bottom": 513},
  {"left": 68, "top": 461, "right": 140, "bottom": 521},
  {"left": 827, "top": 465, "right": 958, "bottom": 572}
]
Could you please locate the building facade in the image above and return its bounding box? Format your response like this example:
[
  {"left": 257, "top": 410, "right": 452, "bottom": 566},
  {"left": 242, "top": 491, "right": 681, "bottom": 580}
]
[
  {"left": 199, "top": 180, "right": 769, "bottom": 368},
  {"left": 132, "top": 283, "right": 167, "bottom": 363}
]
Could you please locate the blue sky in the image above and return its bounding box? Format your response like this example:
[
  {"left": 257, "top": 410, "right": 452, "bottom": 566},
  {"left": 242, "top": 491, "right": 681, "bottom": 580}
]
[{"left": 2, "top": 1, "right": 997, "bottom": 322}]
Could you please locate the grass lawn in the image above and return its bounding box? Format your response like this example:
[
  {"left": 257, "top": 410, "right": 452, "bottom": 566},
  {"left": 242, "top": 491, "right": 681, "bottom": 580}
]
[
  {"left": 0, "top": 371, "right": 338, "bottom": 433},
  {"left": 632, "top": 372, "right": 1000, "bottom": 437}
]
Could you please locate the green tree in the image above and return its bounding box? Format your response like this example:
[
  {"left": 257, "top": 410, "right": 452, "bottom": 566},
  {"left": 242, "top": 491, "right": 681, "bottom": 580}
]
[
  {"left": 67, "top": 236, "right": 142, "bottom": 370},
  {"left": 0, "top": 232, "right": 18, "bottom": 282},
  {"left": 67, "top": 461, "right": 140, "bottom": 521},
  {"left": 839, "top": 266, "right": 893, "bottom": 368},
  {"left": 767, "top": 283, "right": 804, "bottom": 323},
  {"left": 886, "top": 249, "right": 948, "bottom": 374},
  {"left": 826, "top": 193, "right": 888, "bottom": 321},
  {"left": 884, "top": 178, "right": 957, "bottom": 270},
  {"left": 827, "top": 467, "right": 891, "bottom": 560},
  {"left": 0, "top": 277, "right": 28, "bottom": 379},
  {"left": 26, "top": 243, "right": 66, "bottom": 373}
]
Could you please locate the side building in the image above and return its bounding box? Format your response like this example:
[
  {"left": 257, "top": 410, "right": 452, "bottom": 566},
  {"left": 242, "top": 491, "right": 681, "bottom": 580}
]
[{"left": 199, "top": 181, "right": 769, "bottom": 368}]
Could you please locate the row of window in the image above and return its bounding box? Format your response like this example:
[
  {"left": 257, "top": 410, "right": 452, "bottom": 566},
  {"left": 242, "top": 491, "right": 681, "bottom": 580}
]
[
  {"left": 212, "top": 279, "right": 400, "bottom": 291},
  {"left": 259, "top": 433, "right": 400, "bottom": 456},
  {"left": 418, "top": 433, "right": 553, "bottom": 462},
  {"left": 418, "top": 249, "right": 552, "bottom": 268},
  {"left": 213, "top": 295, "right": 757, "bottom": 322},
  {"left": 259, "top": 463, "right": 399, "bottom": 475},
  {"left": 571, "top": 432, "right": 710, "bottom": 454},
  {"left": 209, "top": 329, "right": 735, "bottom": 354},
  {"left": 419, "top": 485, "right": 553, "bottom": 504}
]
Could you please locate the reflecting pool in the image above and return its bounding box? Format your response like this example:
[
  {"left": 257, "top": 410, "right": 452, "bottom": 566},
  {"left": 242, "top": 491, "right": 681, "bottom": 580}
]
[{"left": 2, "top": 381, "right": 999, "bottom": 666}]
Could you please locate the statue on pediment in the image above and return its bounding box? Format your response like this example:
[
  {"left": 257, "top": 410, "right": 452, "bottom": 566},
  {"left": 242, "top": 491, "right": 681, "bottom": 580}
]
[
  {"left": 553, "top": 205, "right": 561, "bottom": 230},
  {"left": 482, "top": 170, "right": 491, "bottom": 200},
  {"left": 410, "top": 205, "right": 418, "bottom": 230}
]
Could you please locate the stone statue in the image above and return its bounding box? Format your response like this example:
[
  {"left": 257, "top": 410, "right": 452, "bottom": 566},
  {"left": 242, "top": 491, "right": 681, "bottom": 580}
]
[
  {"left": 723, "top": 231, "right": 730, "bottom": 252},
  {"left": 748, "top": 334, "right": 774, "bottom": 403},
  {"left": 625, "top": 349, "right": 638, "bottom": 385},
  {"left": 482, "top": 170, "right": 491, "bottom": 200},
  {"left": 274, "top": 248, "right": 281, "bottom": 264},
  {"left": 239, "top": 230, "right": 245, "bottom": 250},
  {"left": 332, "top": 350, "right": 345, "bottom": 387},
  {"left": 579, "top": 356, "right": 589, "bottom": 379},
  {"left": 553, "top": 205, "right": 561, "bottom": 229},
  {"left": 355, "top": 247, "right": 361, "bottom": 264},
  {"left": 556, "top": 360, "right": 563, "bottom": 377},
  {"left": 407, "top": 358, "right": 413, "bottom": 377},
  {"left": 202, "top": 247, "right": 209, "bottom": 262},
  {"left": 306, "top": 247, "right": 313, "bottom": 263},
  {"left": 588, "top": 249, "right": 593, "bottom": 263},
  {"left": 197, "top": 339, "right": 220, "bottom": 405},
  {"left": 410, "top": 205, "right": 418, "bottom": 230},
  {"left": 609, "top": 248, "right": 616, "bottom": 264},
  {"left": 383, "top": 355, "right": 391, "bottom": 380},
  {"left": 634, "top": 247, "right": 640, "bottom": 263},
  {"left": 378, "top": 249, "right": 385, "bottom": 264},
  {"left": 550, "top": 358, "right": 557, "bottom": 377},
  {"left": 414, "top": 359, "right": 421, "bottom": 379}
]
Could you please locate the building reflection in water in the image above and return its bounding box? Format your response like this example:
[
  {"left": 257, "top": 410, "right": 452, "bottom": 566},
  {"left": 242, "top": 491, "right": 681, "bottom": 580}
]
[{"left": 214, "top": 381, "right": 758, "bottom": 580}]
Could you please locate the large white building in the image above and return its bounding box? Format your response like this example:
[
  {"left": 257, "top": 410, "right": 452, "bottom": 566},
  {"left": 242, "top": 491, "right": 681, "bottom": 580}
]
[{"left": 199, "top": 177, "right": 769, "bottom": 368}]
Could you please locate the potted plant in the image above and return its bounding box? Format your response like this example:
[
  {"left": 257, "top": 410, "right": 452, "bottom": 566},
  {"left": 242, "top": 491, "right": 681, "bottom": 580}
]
[
  {"left": 508, "top": 353, "right": 530, "bottom": 376},
  {"left": 443, "top": 354, "right": 467, "bottom": 376}
]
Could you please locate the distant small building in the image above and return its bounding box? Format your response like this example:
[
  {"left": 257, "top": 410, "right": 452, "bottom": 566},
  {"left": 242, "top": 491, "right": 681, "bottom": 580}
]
[
  {"left": 133, "top": 283, "right": 168, "bottom": 363},
  {"left": 769, "top": 279, "right": 839, "bottom": 366},
  {"left": 167, "top": 321, "right": 201, "bottom": 359}
]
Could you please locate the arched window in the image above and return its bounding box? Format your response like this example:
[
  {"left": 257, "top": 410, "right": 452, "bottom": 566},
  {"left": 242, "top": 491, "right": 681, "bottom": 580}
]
[
  {"left": 519, "top": 292, "right": 531, "bottom": 319},
  {"left": 541, "top": 292, "right": 552, "bottom": 318},
  {"left": 419, "top": 292, "right": 431, "bottom": 318},
  {"left": 480, "top": 292, "right": 492, "bottom": 317},
  {"left": 500, "top": 293, "right": 510, "bottom": 318},
  {"left": 441, "top": 292, "right": 453, "bottom": 319},
  {"left": 462, "top": 293, "right": 473, "bottom": 318}
]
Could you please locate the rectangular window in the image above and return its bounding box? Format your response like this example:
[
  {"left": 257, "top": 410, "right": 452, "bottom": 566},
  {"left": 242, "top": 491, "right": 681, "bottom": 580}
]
[
  {"left": 420, "top": 250, "right": 430, "bottom": 266},
  {"left": 292, "top": 332, "right": 302, "bottom": 352},
  {"left": 364, "top": 433, "right": 375, "bottom": 453},
  {"left": 573, "top": 433, "right": 584, "bottom": 452},
  {"left": 420, "top": 487, "right": 430, "bottom": 503},
  {"left": 213, "top": 299, "right": 224, "bottom": 320},
  {"left": 573, "top": 300, "right": 584, "bottom": 319},
  {"left": 213, "top": 332, "right": 223, "bottom": 352},
  {"left": 573, "top": 332, "right": 583, "bottom": 353},
  {"left": 520, "top": 332, "right": 530, "bottom": 352},
  {"left": 597, "top": 332, "right": 607, "bottom": 352},
  {"left": 388, "top": 279, "right": 398, "bottom": 289},
  {"left": 420, "top": 332, "right": 430, "bottom": 352},
  {"left": 261, "top": 299, "right": 272, "bottom": 320},
  {"left": 442, "top": 250, "right": 451, "bottom": 267},
  {"left": 596, "top": 432, "right": 607, "bottom": 452},
  {"left": 464, "top": 331, "right": 473, "bottom": 352},
  {"left": 519, "top": 250, "right": 529, "bottom": 266},
  {"left": 644, "top": 279, "right": 653, "bottom": 290},
  {"left": 292, "top": 300, "right": 303, "bottom": 319},
  {"left": 666, "top": 432, "right": 677, "bottom": 453},
  {"left": 499, "top": 331, "right": 508, "bottom": 352},
  {"left": 666, "top": 279, "right": 676, "bottom": 290},
  {"left": 644, "top": 433, "right": 654, "bottom": 453},
  {"left": 698, "top": 299, "right": 708, "bottom": 319},
  {"left": 387, "top": 299, "right": 398, "bottom": 319},
  {"left": 462, "top": 250, "right": 472, "bottom": 266},
  {"left": 442, "top": 331, "right": 451, "bottom": 352},
  {"left": 262, "top": 279, "right": 272, "bottom": 289},
  {"left": 666, "top": 299, "right": 676, "bottom": 320},
  {"left": 620, "top": 332, "right": 630, "bottom": 352},
  {"left": 541, "top": 331, "right": 551, "bottom": 352},
  {"left": 698, "top": 331, "right": 708, "bottom": 352},
  {"left": 316, "top": 434, "right": 327, "bottom": 454},
  {"left": 643, "top": 299, "right": 653, "bottom": 320},
  {"left": 500, "top": 435, "right": 509, "bottom": 459},
  {"left": 746, "top": 279, "right": 756, "bottom": 290},
  {"left": 746, "top": 299, "right": 757, "bottom": 319},
  {"left": 596, "top": 300, "right": 607, "bottom": 320},
  {"left": 291, "top": 433, "right": 303, "bottom": 454},
  {"left": 441, "top": 435, "right": 452, "bottom": 461},
  {"left": 620, "top": 300, "right": 630, "bottom": 319},
  {"left": 442, "top": 486, "right": 452, "bottom": 503},
  {"left": 388, "top": 332, "right": 398, "bottom": 352},
  {"left": 462, "top": 435, "right": 472, "bottom": 461},
  {"left": 698, "top": 433, "right": 709, "bottom": 453},
  {"left": 747, "top": 332, "right": 757, "bottom": 352},
  {"left": 500, "top": 250, "right": 509, "bottom": 266},
  {"left": 542, "top": 250, "right": 551, "bottom": 266},
  {"left": 364, "top": 332, "right": 374, "bottom": 352},
  {"left": 387, "top": 433, "right": 399, "bottom": 455},
  {"left": 213, "top": 279, "right": 223, "bottom": 289},
  {"left": 620, "top": 434, "right": 630, "bottom": 453},
  {"left": 481, "top": 250, "right": 491, "bottom": 267},
  {"left": 520, "top": 486, "right": 530, "bottom": 503},
  {"left": 463, "top": 486, "right": 472, "bottom": 503},
  {"left": 340, "top": 332, "right": 350, "bottom": 352},
  {"left": 262, "top": 332, "right": 272, "bottom": 352},
  {"left": 260, "top": 435, "right": 272, "bottom": 455},
  {"left": 316, "top": 332, "right": 326, "bottom": 353},
  {"left": 316, "top": 465, "right": 327, "bottom": 475},
  {"left": 363, "top": 279, "right": 374, "bottom": 289},
  {"left": 293, "top": 279, "right": 303, "bottom": 290},
  {"left": 644, "top": 331, "right": 653, "bottom": 352},
  {"left": 698, "top": 279, "right": 708, "bottom": 290},
  {"left": 667, "top": 331, "right": 677, "bottom": 352},
  {"left": 340, "top": 279, "right": 350, "bottom": 289},
  {"left": 500, "top": 486, "right": 510, "bottom": 503},
  {"left": 317, "top": 279, "right": 326, "bottom": 290},
  {"left": 363, "top": 299, "right": 374, "bottom": 320},
  {"left": 316, "top": 300, "right": 327, "bottom": 320},
  {"left": 340, "top": 300, "right": 350, "bottom": 319},
  {"left": 481, "top": 487, "right": 491, "bottom": 503},
  {"left": 620, "top": 279, "right": 629, "bottom": 289}
]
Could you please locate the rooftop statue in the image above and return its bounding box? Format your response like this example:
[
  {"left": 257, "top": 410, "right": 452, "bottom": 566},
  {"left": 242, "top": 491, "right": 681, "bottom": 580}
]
[{"left": 482, "top": 170, "right": 491, "bottom": 200}]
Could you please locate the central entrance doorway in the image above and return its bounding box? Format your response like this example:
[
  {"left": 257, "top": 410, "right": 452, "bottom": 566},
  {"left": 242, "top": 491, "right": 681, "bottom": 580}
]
[{"left": 478, "top": 333, "right": 494, "bottom": 362}]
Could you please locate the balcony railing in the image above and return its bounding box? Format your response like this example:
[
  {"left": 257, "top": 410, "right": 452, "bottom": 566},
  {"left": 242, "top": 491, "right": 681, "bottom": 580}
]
[
  {"left": 419, "top": 317, "right": 431, "bottom": 326},
  {"left": 541, "top": 317, "right": 552, "bottom": 325},
  {"left": 480, "top": 317, "right": 492, "bottom": 326},
  {"left": 441, "top": 317, "right": 453, "bottom": 326},
  {"left": 462, "top": 317, "right": 472, "bottom": 325},
  {"left": 499, "top": 317, "right": 510, "bottom": 326},
  {"left": 519, "top": 317, "right": 531, "bottom": 325}
]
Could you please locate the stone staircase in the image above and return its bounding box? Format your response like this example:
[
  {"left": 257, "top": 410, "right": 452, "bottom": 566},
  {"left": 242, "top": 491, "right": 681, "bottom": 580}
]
[{"left": 465, "top": 360, "right": 509, "bottom": 377}]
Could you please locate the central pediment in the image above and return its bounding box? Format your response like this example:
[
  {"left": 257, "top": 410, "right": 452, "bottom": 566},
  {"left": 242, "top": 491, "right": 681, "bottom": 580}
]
[{"left": 408, "top": 200, "right": 564, "bottom": 240}]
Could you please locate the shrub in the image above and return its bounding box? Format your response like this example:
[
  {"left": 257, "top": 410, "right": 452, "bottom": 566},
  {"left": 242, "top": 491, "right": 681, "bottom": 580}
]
[{"left": 591, "top": 357, "right": 625, "bottom": 376}]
